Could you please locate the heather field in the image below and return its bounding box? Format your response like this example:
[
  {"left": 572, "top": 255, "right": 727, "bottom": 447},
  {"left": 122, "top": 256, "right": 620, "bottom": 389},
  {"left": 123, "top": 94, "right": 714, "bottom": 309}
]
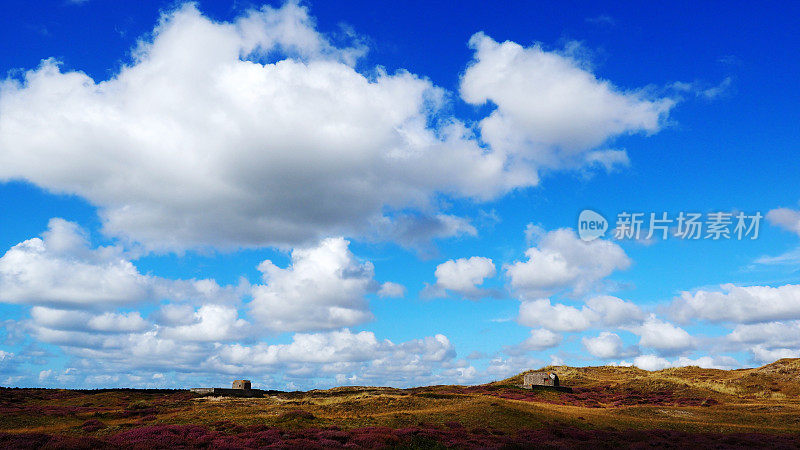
[{"left": 2, "top": 359, "right": 800, "bottom": 449}]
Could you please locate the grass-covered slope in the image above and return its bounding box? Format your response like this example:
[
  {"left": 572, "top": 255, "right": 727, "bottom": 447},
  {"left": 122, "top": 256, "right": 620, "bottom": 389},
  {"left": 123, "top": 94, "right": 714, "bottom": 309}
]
[
  {"left": 0, "top": 359, "right": 798, "bottom": 448},
  {"left": 503, "top": 358, "right": 800, "bottom": 398}
]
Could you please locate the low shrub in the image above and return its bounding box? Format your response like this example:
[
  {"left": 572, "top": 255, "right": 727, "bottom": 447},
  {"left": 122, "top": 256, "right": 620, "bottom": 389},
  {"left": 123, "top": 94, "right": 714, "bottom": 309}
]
[{"left": 81, "top": 419, "right": 107, "bottom": 432}]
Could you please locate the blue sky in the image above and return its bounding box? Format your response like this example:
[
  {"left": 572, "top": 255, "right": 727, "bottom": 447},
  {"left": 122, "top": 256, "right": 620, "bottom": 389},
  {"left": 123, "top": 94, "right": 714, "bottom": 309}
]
[{"left": 0, "top": 0, "right": 799, "bottom": 389}]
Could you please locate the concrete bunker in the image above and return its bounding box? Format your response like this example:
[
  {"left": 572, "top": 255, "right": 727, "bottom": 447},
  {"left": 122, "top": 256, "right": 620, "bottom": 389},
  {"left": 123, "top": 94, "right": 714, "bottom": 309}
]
[
  {"left": 191, "top": 379, "right": 262, "bottom": 397},
  {"left": 520, "top": 371, "right": 572, "bottom": 392},
  {"left": 523, "top": 372, "right": 559, "bottom": 388},
  {"left": 232, "top": 380, "right": 251, "bottom": 390}
]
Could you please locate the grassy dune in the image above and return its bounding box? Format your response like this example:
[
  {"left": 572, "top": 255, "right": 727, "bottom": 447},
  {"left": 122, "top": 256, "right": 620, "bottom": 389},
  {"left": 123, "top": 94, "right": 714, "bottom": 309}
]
[{"left": 1, "top": 359, "right": 799, "bottom": 448}]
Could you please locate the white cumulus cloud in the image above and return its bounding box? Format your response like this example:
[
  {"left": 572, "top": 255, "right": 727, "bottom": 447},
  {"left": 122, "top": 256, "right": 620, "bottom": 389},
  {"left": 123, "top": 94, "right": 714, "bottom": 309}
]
[
  {"left": 0, "top": 3, "right": 677, "bottom": 252},
  {"left": 766, "top": 207, "right": 800, "bottom": 236},
  {"left": 750, "top": 346, "right": 800, "bottom": 364},
  {"left": 631, "top": 354, "right": 740, "bottom": 371},
  {"left": 586, "top": 295, "right": 644, "bottom": 326},
  {"left": 160, "top": 305, "right": 249, "bottom": 342},
  {"left": 249, "top": 237, "right": 376, "bottom": 333},
  {"left": 0, "top": 4, "right": 517, "bottom": 251},
  {"left": 583, "top": 331, "right": 639, "bottom": 359},
  {"left": 518, "top": 298, "right": 596, "bottom": 332},
  {"left": 31, "top": 307, "right": 149, "bottom": 333},
  {"left": 0, "top": 218, "right": 153, "bottom": 307},
  {"left": 0, "top": 218, "right": 237, "bottom": 308},
  {"left": 429, "top": 256, "right": 496, "bottom": 298},
  {"left": 505, "top": 227, "right": 630, "bottom": 297},
  {"left": 507, "top": 328, "right": 563, "bottom": 354},
  {"left": 671, "top": 284, "right": 800, "bottom": 324},
  {"left": 213, "top": 328, "right": 458, "bottom": 387},
  {"left": 377, "top": 282, "right": 405, "bottom": 298},
  {"left": 517, "top": 295, "right": 642, "bottom": 332},
  {"left": 461, "top": 33, "right": 674, "bottom": 171},
  {"left": 635, "top": 315, "right": 694, "bottom": 355}
]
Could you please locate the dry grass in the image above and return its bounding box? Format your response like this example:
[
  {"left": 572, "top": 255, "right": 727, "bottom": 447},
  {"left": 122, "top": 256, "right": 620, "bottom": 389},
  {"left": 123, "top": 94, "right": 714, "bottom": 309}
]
[{"left": 1, "top": 359, "right": 799, "bottom": 447}]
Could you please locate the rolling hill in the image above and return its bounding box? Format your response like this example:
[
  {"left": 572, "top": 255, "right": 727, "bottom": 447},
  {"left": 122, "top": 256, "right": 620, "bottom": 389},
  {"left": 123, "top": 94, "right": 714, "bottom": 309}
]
[{"left": 1, "top": 359, "right": 798, "bottom": 448}]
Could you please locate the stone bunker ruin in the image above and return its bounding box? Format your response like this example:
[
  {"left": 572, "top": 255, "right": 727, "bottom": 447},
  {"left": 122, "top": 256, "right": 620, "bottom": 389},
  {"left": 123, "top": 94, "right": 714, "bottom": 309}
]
[
  {"left": 232, "top": 380, "right": 251, "bottom": 390},
  {"left": 523, "top": 372, "right": 559, "bottom": 387},
  {"left": 191, "top": 379, "right": 262, "bottom": 397},
  {"left": 521, "top": 372, "right": 572, "bottom": 393}
]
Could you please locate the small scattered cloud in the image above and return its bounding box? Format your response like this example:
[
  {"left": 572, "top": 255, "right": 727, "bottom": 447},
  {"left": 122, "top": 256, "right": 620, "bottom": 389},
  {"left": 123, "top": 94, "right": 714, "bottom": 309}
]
[
  {"left": 717, "top": 55, "right": 742, "bottom": 66},
  {"left": 583, "top": 332, "right": 639, "bottom": 359},
  {"left": 584, "top": 149, "right": 630, "bottom": 172},
  {"left": 753, "top": 247, "right": 800, "bottom": 266},
  {"left": 585, "top": 14, "right": 615, "bottom": 26},
  {"left": 701, "top": 77, "right": 733, "bottom": 99},
  {"left": 767, "top": 207, "right": 800, "bottom": 236},
  {"left": 670, "top": 77, "right": 733, "bottom": 100},
  {"left": 505, "top": 329, "right": 562, "bottom": 355},
  {"left": 426, "top": 256, "right": 498, "bottom": 299},
  {"left": 377, "top": 282, "right": 405, "bottom": 298}
]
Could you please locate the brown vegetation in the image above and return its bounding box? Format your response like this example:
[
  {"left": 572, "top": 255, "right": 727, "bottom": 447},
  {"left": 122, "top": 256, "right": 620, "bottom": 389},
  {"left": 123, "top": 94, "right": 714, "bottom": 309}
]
[{"left": 0, "top": 359, "right": 799, "bottom": 448}]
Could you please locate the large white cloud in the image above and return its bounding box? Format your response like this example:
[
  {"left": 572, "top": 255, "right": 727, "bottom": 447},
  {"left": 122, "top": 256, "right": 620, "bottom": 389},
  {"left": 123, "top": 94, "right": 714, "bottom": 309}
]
[
  {"left": 207, "top": 329, "right": 459, "bottom": 387},
  {"left": 0, "top": 3, "right": 677, "bottom": 251},
  {"left": 518, "top": 298, "right": 596, "bottom": 332},
  {"left": 28, "top": 303, "right": 249, "bottom": 348},
  {"left": 159, "top": 305, "right": 249, "bottom": 342},
  {"left": 0, "top": 218, "right": 454, "bottom": 386},
  {"left": 727, "top": 321, "right": 800, "bottom": 349},
  {"left": 505, "top": 227, "right": 630, "bottom": 297},
  {"left": 25, "top": 307, "right": 456, "bottom": 386},
  {"left": 1, "top": 219, "right": 389, "bottom": 335},
  {"left": 30, "top": 307, "right": 149, "bottom": 333},
  {"left": 16, "top": 301, "right": 488, "bottom": 388},
  {"left": 667, "top": 282, "right": 800, "bottom": 365},
  {"left": 586, "top": 295, "right": 645, "bottom": 326},
  {"left": 725, "top": 321, "right": 800, "bottom": 363},
  {"left": 670, "top": 284, "right": 800, "bottom": 324},
  {"left": 0, "top": 218, "right": 235, "bottom": 308},
  {"left": 0, "top": 1, "right": 716, "bottom": 387},
  {"left": 750, "top": 346, "right": 800, "bottom": 363},
  {"left": 517, "top": 295, "right": 642, "bottom": 332},
  {"left": 0, "top": 218, "right": 152, "bottom": 306},
  {"left": 249, "top": 237, "right": 377, "bottom": 333},
  {"left": 0, "top": 3, "right": 513, "bottom": 251},
  {"left": 630, "top": 354, "right": 741, "bottom": 371},
  {"left": 461, "top": 33, "right": 674, "bottom": 170},
  {"left": 217, "top": 329, "right": 454, "bottom": 367}
]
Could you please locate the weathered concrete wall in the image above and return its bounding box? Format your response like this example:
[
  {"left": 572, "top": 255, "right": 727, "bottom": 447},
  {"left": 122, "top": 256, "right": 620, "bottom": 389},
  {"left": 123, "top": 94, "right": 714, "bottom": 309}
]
[
  {"left": 190, "top": 387, "right": 263, "bottom": 397},
  {"left": 523, "top": 372, "right": 556, "bottom": 387},
  {"left": 189, "top": 388, "right": 215, "bottom": 395},
  {"left": 232, "top": 380, "right": 251, "bottom": 390}
]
